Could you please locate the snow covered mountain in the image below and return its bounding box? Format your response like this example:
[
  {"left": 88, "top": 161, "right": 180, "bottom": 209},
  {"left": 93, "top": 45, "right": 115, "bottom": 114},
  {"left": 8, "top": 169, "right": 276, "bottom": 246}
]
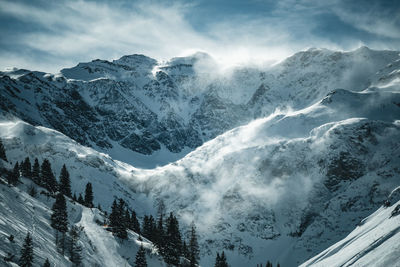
[
  {"left": 1, "top": 47, "right": 398, "bottom": 168},
  {"left": 1, "top": 46, "right": 400, "bottom": 266}
]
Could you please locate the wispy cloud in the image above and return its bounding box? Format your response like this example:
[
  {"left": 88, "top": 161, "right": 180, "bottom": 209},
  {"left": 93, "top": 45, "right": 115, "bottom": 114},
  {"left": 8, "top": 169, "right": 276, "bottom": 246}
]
[{"left": 0, "top": 0, "right": 399, "bottom": 72}]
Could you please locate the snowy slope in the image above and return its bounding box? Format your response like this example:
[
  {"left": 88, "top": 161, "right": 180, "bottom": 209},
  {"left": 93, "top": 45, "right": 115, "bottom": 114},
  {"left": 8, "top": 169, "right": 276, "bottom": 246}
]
[
  {"left": 301, "top": 199, "right": 400, "bottom": 266},
  {"left": 119, "top": 88, "right": 400, "bottom": 266},
  {"left": 0, "top": 120, "right": 154, "bottom": 215},
  {"left": 0, "top": 177, "right": 164, "bottom": 267}
]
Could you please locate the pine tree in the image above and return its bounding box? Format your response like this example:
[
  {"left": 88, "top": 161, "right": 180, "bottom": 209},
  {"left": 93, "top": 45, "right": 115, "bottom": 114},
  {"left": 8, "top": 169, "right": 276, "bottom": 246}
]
[
  {"left": 59, "top": 164, "right": 71, "bottom": 197},
  {"left": 109, "top": 199, "right": 127, "bottom": 239},
  {"left": 0, "top": 138, "right": 7, "bottom": 162},
  {"left": 219, "top": 251, "right": 228, "bottom": 267},
  {"left": 134, "top": 244, "right": 147, "bottom": 267},
  {"left": 84, "top": 182, "right": 93, "bottom": 208},
  {"left": 116, "top": 199, "right": 127, "bottom": 239},
  {"left": 131, "top": 210, "right": 141, "bottom": 234},
  {"left": 19, "top": 232, "right": 34, "bottom": 267},
  {"left": 43, "top": 258, "right": 51, "bottom": 267},
  {"left": 51, "top": 193, "right": 68, "bottom": 253},
  {"left": 277, "top": 263, "right": 280, "bottom": 267},
  {"left": 124, "top": 208, "right": 131, "bottom": 230},
  {"left": 32, "top": 158, "right": 41, "bottom": 185},
  {"left": 21, "top": 157, "right": 32, "bottom": 178},
  {"left": 163, "top": 212, "right": 182, "bottom": 266},
  {"left": 69, "top": 226, "right": 82, "bottom": 266},
  {"left": 8, "top": 162, "right": 20, "bottom": 185},
  {"left": 214, "top": 252, "right": 220, "bottom": 267},
  {"left": 182, "top": 240, "right": 189, "bottom": 259},
  {"left": 189, "top": 223, "right": 200, "bottom": 267},
  {"left": 155, "top": 214, "right": 164, "bottom": 253},
  {"left": 41, "top": 159, "right": 58, "bottom": 193}
]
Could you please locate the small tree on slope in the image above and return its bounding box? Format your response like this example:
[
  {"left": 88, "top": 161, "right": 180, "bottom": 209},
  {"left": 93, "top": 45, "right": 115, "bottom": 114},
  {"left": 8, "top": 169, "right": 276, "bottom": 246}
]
[
  {"left": 59, "top": 164, "right": 71, "bottom": 197},
  {"left": 21, "top": 157, "right": 32, "bottom": 178},
  {"left": 164, "top": 212, "right": 182, "bottom": 266},
  {"left": 32, "top": 158, "right": 41, "bottom": 185},
  {"left": 8, "top": 162, "right": 20, "bottom": 185},
  {"left": 215, "top": 251, "right": 228, "bottom": 267},
  {"left": 135, "top": 244, "right": 148, "bottom": 267},
  {"left": 189, "top": 223, "right": 200, "bottom": 267},
  {"left": 84, "top": 182, "right": 93, "bottom": 208},
  {"left": 43, "top": 258, "right": 51, "bottom": 267},
  {"left": 41, "top": 159, "right": 57, "bottom": 193},
  {"left": 51, "top": 193, "right": 68, "bottom": 253},
  {"left": 69, "top": 225, "right": 83, "bottom": 266},
  {"left": 19, "top": 232, "right": 34, "bottom": 267}
]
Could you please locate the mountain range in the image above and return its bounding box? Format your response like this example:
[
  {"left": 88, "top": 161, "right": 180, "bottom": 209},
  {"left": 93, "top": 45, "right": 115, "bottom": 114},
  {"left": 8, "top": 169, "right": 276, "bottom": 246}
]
[{"left": 1, "top": 46, "right": 400, "bottom": 266}]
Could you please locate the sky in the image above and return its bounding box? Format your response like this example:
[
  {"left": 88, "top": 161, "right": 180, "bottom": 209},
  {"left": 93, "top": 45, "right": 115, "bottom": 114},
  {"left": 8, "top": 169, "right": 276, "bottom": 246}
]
[{"left": 0, "top": 0, "right": 399, "bottom": 72}]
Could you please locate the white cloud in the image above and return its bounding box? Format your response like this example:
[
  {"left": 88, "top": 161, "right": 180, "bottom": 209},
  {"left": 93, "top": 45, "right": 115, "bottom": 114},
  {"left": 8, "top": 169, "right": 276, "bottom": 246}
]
[
  {"left": 0, "top": 0, "right": 398, "bottom": 72},
  {"left": 0, "top": 0, "right": 321, "bottom": 72}
]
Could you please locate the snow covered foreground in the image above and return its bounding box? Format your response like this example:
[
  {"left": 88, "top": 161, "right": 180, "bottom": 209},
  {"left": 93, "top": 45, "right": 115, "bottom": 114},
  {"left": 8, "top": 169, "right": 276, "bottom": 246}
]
[
  {"left": 0, "top": 176, "right": 164, "bottom": 267},
  {"left": 302, "top": 198, "right": 400, "bottom": 267}
]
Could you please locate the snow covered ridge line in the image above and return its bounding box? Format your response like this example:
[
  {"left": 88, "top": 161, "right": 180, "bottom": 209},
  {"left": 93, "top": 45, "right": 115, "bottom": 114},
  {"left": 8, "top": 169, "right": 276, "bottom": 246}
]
[{"left": 1, "top": 46, "right": 400, "bottom": 168}]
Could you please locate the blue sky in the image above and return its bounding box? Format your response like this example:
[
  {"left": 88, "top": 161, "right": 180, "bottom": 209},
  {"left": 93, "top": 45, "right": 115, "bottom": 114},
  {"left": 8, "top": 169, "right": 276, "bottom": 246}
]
[{"left": 0, "top": 0, "right": 399, "bottom": 72}]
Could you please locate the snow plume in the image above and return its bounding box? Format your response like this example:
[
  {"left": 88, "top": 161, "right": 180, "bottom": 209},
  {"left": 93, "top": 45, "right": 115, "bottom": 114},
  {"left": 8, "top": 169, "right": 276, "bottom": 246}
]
[{"left": 123, "top": 111, "right": 324, "bottom": 232}]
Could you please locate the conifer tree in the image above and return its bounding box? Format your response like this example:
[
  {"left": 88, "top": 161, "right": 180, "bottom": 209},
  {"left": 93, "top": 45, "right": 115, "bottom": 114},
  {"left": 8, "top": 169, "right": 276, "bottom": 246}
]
[
  {"left": 43, "top": 258, "right": 51, "bottom": 267},
  {"left": 21, "top": 157, "right": 32, "bottom": 178},
  {"left": 59, "top": 164, "right": 71, "bottom": 197},
  {"left": 51, "top": 193, "right": 68, "bottom": 253},
  {"left": 163, "top": 212, "right": 182, "bottom": 266},
  {"left": 215, "top": 252, "right": 220, "bottom": 267},
  {"left": 84, "top": 182, "right": 93, "bottom": 208},
  {"left": 189, "top": 223, "right": 200, "bottom": 267},
  {"left": 41, "top": 159, "right": 57, "bottom": 193},
  {"left": 142, "top": 215, "right": 157, "bottom": 241},
  {"left": 131, "top": 210, "right": 141, "bottom": 234},
  {"left": 124, "top": 209, "right": 131, "bottom": 230},
  {"left": 219, "top": 251, "right": 228, "bottom": 267},
  {"left": 134, "top": 244, "right": 147, "bottom": 267},
  {"left": 69, "top": 225, "right": 82, "bottom": 266},
  {"left": 32, "top": 158, "right": 41, "bottom": 185},
  {"left": 277, "top": 263, "right": 280, "bottom": 267},
  {"left": 182, "top": 240, "right": 189, "bottom": 259},
  {"left": 109, "top": 199, "right": 119, "bottom": 229},
  {"left": 19, "top": 232, "right": 33, "bottom": 267},
  {"left": 155, "top": 214, "right": 164, "bottom": 253},
  {"left": 8, "top": 162, "right": 20, "bottom": 185},
  {"left": 109, "top": 199, "right": 127, "bottom": 239},
  {"left": 0, "top": 138, "right": 7, "bottom": 162},
  {"left": 266, "top": 261, "right": 272, "bottom": 267}
]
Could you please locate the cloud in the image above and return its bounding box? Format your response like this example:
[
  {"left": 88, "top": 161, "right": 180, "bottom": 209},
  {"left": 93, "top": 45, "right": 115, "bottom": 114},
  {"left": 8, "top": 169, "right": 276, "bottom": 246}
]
[{"left": 0, "top": 0, "right": 399, "bottom": 72}]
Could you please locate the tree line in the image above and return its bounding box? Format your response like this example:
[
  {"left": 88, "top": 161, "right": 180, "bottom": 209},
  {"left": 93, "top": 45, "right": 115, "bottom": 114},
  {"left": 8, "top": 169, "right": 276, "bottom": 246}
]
[{"left": 1, "top": 138, "right": 235, "bottom": 267}]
